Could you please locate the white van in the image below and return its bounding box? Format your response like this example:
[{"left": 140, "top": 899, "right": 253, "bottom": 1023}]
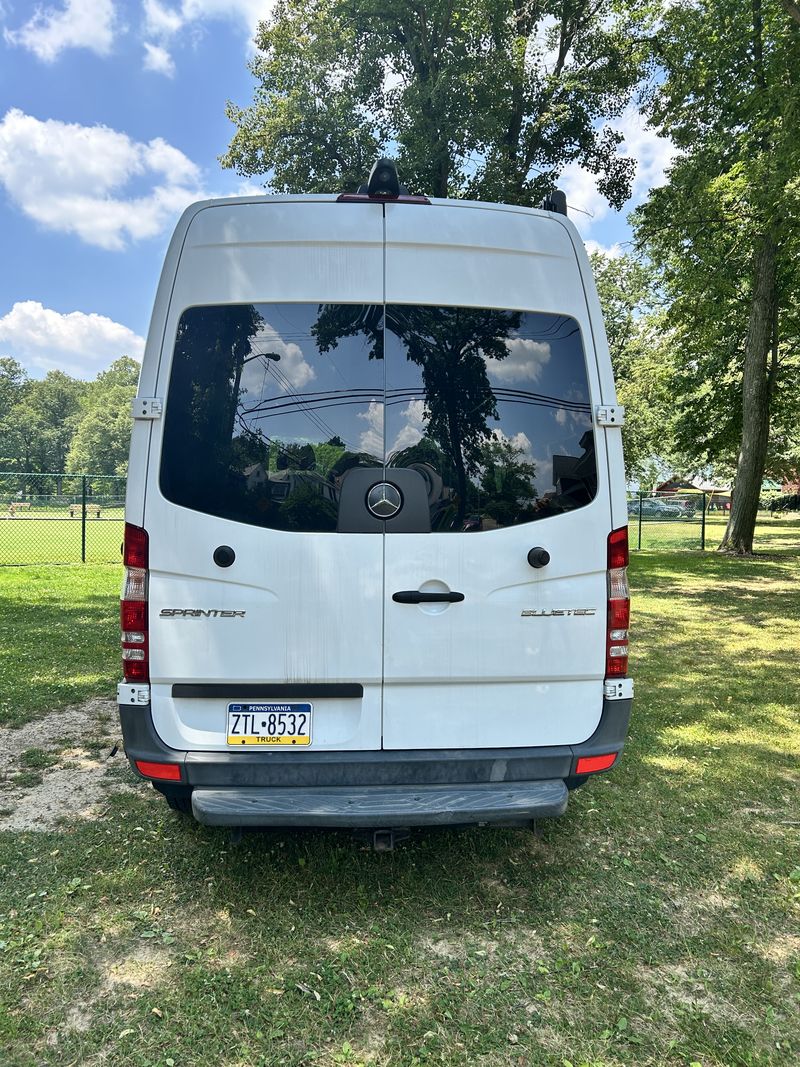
[{"left": 118, "top": 164, "right": 633, "bottom": 836}]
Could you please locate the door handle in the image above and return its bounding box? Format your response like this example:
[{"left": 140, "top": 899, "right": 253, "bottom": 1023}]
[{"left": 392, "top": 590, "right": 465, "bottom": 604}]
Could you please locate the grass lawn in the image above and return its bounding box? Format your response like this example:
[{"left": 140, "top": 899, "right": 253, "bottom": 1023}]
[
  {"left": 0, "top": 565, "right": 121, "bottom": 727},
  {"left": 0, "top": 514, "right": 124, "bottom": 566},
  {"left": 630, "top": 512, "right": 798, "bottom": 552},
  {"left": 0, "top": 520, "right": 798, "bottom": 1066}
]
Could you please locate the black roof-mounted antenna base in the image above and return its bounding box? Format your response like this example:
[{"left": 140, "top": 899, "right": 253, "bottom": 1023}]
[{"left": 539, "top": 189, "right": 568, "bottom": 216}]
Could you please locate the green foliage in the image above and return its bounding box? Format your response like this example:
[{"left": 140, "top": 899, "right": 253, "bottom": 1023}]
[
  {"left": 478, "top": 436, "right": 537, "bottom": 525},
  {"left": 66, "top": 360, "right": 140, "bottom": 475},
  {"left": 222, "top": 0, "right": 654, "bottom": 204},
  {"left": 591, "top": 251, "right": 676, "bottom": 480},
  {"left": 1, "top": 356, "right": 141, "bottom": 477},
  {"left": 1, "top": 371, "right": 87, "bottom": 474},
  {"left": 634, "top": 0, "right": 800, "bottom": 482}
]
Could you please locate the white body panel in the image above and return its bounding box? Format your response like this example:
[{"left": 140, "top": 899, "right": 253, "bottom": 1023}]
[
  {"left": 130, "top": 196, "right": 626, "bottom": 754},
  {"left": 383, "top": 203, "right": 608, "bottom": 748},
  {"left": 143, "top": 200, "right": 385, "bottom": 750}
]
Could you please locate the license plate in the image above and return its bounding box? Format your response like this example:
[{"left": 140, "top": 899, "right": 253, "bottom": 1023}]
[{"left": 226, "top": 702, "right": 312, "bottom": 746}]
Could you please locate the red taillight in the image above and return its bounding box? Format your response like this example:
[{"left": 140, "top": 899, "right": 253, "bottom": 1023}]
[
  {"left": 575, "top": 752, "right": 617, "bottom": 775},
  {"left": 135, "top": 760, "right": 181, "bottom": 781},
  {"left": 121, "top": 524, "right": 149, "bottom": 684},
  {"left": 607, "top": 526, "right": 628, "bottom": 570},
  {"left": 124, "top": 522, "right": 148, "bottom": 568},
  {"left": 606, "top": 526, "right": 630, "bottom": 678}
]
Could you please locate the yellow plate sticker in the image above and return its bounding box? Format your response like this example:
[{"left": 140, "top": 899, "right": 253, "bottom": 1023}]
[{"left": 226, "top": 703, "right": 312, "bottom": 747}]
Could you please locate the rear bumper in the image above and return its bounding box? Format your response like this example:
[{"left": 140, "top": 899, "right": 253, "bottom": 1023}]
[
  {"left": 192, "top": 780, "right": 568, "bottom": 827},
  {"left": 119, "top": 697, "right": 631, "bottom": 825}
]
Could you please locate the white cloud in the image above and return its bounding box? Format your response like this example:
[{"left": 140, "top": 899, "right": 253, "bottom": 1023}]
[
  {"left": 357, "top": 400, "right": 384, "bottom": 457},
  {"left": 244, "top": 325, "right": 316, "bottom": 394},
  {"left": 486, "top": 338, "right": 552, "bottom": 384},
  {"left": 4, "top": 0, "right": 116, "bottom": 61},
  {"left": 559, "top": 107, "right": 676, "bottom": 236},
  {"left": 139, "top": 0, "right": 274, "bottom": 73},
  {"left": 389, "top": 399, "right": 426, "bottom": 455},
  {"left": 526, "top": 14, "right": 561, "bottom": 74},
  {"left": 0, "top": 109, "right": 204, "bottom": 250},
  {"left": 583, "top": 239, "right": 623, "bottom": 259},
  {"left": 0, "top": 301, "right": 144, "bottom": 378},
  {"left": 490, "top": 427, "right": 534, "bottom": 460},
  {"left": 180, "top": 0, "right": 268, "bottom": 33},
  {"left": 143, "top": 40, "right": 175, "bottom": 76},
  {"left": 142, "top": 0, "right": 272, "bottom": 42},
  {"left": 143, "top": 0, "right": 182, "bottom": 38}
]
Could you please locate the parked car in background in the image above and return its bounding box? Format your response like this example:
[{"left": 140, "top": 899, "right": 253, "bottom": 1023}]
[{"left": 628, "top": 497, "right": 683, "bottom": 519}]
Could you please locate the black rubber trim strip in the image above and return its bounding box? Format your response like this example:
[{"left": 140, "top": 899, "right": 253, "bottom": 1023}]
[{"left": 172, "top": 683, "right": 364, "bottom": 699}]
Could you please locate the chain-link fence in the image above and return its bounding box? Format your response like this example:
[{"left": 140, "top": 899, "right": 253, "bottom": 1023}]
[
  {"left": 0, "top": 475, "right": 788, "bottom": 563},
  {"left": 627, "top": 490, "right": 729, "bottom": 550},
  {"left": 0, "top": 472, "right": 125, "bottom": 566}
]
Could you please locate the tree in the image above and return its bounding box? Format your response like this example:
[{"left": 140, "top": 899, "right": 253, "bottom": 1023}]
[
  {"left": 634, "top": 0, "right": 800, "bottom": 552},
  {"left": 91, "top": 355, "right": 141, "bottom": 391},
  {"left": 590, "top": 251, "right": 676, "bottom": 481},
  {"left": 0, "top": 357, "right": 29, "bottom": 467},
  {"left": 222, "top": 0, "right": 652, "bottom": 206},
  {"left": 478, "top": 436, "right": 537, "bottom": 525},
  {"left": 65, "top": 358, "right": 142, "bottom": 475},
  {"left": 3, "top": 371, "right": 86, "bottom": 479},
  {"left": 67, "top": 384, "right": 136, "bottom": 476}
]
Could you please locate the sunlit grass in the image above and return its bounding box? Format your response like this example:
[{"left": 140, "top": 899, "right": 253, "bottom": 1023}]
[
  {"left": 0, "top": 516, "right": 124, "bottom": 566},
  {"left": 0, "top": 542, "right": 798, "bottom": 1065},
  {"left": 0, "top": 565, "right": 120, "bottom": 726}
]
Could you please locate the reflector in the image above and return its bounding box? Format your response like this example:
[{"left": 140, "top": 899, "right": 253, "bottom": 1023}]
[
  {"left": 575, "top": 752, "right": 617, "bottom": 775},
  {"left": 135, "top": 760, "right": 182, "bottom": 781}
]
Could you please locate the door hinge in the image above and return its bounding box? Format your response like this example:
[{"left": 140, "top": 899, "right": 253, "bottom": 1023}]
[
  {"left": 131, "top": 397, "right": 163, "bottom": 420},
  {"left": 604, "top": 678, "right": 634, "bottom": 701},
  {"left": 117, "top": 683, "right": 151, "bottom": 706},
  {"left": 595, "top": 404, "right": 625, "bottom": 427}
]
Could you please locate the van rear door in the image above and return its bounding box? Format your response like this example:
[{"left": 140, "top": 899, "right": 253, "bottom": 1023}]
[
  {"left": 381, "top": 203, "right": 610, "bottom": 749},
  {"left": 145, "top": 201, "right": 387, "bottom": 752}
]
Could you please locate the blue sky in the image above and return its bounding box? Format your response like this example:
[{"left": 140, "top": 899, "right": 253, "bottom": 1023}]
[{"left": 0, "top": 0, "right": 673, "bottom": 382}]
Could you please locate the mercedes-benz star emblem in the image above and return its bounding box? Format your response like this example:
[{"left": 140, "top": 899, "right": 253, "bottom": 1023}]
[{"left": 367, "top": 482, "right": 403, "bottom": 519}]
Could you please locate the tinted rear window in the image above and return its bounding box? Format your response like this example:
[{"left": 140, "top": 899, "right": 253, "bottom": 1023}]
[{"left": 160, "top": 303, "right": 596, "bottom": 532}]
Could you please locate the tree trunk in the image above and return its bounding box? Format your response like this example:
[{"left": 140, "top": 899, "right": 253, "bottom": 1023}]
[{"left": 719, "top": 233, "right": 777, "bottom": 554}]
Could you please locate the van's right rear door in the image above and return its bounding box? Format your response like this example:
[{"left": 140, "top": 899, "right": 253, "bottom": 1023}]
[{"left": 381, "top": 202, "right": 611, "bottom": 750}]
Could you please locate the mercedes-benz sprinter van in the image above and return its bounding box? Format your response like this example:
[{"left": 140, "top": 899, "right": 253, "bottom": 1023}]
[{"left": 118, "top": 168, "right": 632, "bottom": 832}]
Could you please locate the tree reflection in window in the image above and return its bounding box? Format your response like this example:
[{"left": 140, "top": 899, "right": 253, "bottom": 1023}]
[{"left": 161, "top": 303, "right": 596, "bottom": 533}]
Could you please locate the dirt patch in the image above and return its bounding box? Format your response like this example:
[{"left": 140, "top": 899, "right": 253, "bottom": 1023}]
[
  {"left": 0, "top": 698, "right": 117, "bottom": 772},
  {"left": 661, "top": 887, "right": 738, "bottom": 936},
  {"left": 756, "top": 932, "right": 800, "bottom": 967},
  {"left": 104, "top": 943, "right": 172, "bottom": 989},
  {"left": 640, "top": 961, "right": 758, "bottom": 1028},
  {"left": 0, "top": 698, "right": 138, "bottom": 832},
  {"left": 422, "top": 936, "right": 467, "bottom": 961}
]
